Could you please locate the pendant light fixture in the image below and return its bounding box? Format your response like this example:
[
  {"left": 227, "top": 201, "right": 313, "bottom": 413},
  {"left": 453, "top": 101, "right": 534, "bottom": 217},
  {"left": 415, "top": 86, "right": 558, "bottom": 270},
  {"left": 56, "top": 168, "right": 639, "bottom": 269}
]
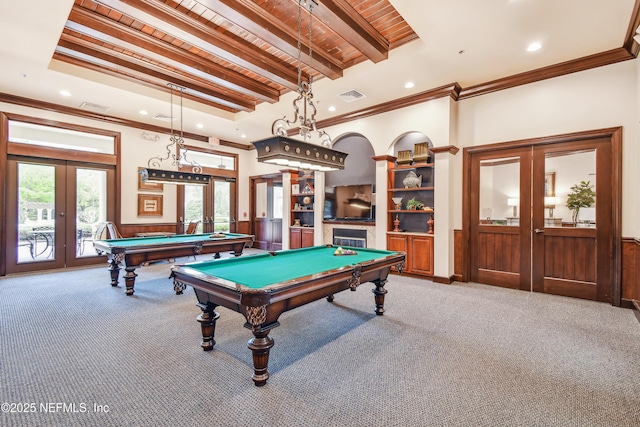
[
  {"left": 251, "top": 0, "right": 348, "bottom": 171},
  {"left": 139, "top": 84, "right": 212, "bottom": 185}
]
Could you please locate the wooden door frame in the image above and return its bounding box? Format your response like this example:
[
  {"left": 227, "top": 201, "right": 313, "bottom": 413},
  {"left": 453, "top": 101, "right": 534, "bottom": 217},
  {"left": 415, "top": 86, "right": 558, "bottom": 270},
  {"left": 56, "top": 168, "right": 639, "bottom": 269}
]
[
  {"left": 1, "top": 112, "right": 121, "bottom": 276},
  {"left": 249, "top": 173, "right": 283, "bottom": 250},
  {"left": 462, "top": 127, "right": 622, "bottom": 306}
]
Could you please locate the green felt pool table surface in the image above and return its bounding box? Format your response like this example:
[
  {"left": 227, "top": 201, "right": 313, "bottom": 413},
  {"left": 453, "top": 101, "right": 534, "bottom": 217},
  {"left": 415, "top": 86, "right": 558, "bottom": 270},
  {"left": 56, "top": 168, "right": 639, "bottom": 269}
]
[
  {"left": 95, "top": 232, "right": 250, "bottom": 249},
  {"left": 178, "top": 245, "right": 400, "bottom": 289}
]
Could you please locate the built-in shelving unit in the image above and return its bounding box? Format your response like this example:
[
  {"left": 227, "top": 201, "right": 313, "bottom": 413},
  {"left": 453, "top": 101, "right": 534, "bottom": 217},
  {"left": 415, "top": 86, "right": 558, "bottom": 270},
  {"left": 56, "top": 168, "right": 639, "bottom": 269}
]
[
  {"left": 386, "top": 156, "right": 435, "bottom": 277},
  {"left": 290, "top": 171, "right": 314, "bottom": 249}
]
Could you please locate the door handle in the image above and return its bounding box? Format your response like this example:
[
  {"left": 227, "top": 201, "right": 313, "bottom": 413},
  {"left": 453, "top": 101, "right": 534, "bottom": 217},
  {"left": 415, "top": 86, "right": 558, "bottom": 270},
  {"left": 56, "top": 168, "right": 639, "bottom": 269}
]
[{"left": 534, "top": 228, "right": 545, "bottom": 234}]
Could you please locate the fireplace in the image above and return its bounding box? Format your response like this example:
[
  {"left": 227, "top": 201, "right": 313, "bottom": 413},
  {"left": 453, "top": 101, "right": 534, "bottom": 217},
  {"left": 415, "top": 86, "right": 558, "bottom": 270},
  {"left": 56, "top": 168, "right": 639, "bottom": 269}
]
[{"left": 332, "top": 228, "right": 367, "bottom": 248}]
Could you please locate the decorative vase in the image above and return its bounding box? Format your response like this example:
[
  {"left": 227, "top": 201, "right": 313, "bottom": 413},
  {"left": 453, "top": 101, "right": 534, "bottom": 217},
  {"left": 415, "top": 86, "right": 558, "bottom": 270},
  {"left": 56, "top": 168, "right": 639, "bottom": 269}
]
[
  {"left": 427, "top": 214, "right": 434, "bottom": 234},
  {"left": 393, "top": 215, "right": 400, "bottom": 232}
]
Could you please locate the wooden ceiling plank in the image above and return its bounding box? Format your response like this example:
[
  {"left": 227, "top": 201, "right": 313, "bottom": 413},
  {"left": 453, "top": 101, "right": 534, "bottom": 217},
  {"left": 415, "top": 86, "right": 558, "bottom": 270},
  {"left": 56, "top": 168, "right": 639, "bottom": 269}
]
[
  {"left": 67, "top": 7, "right": 280, "bottom": 103},
  {"left": 93, "top": 0, "right": 299, "bottom": 90},
  {"left": 195, "top": 0, "right": 344, "bottom": 80},
  {"left": 53, "top": 51, "right": 239, "bottom": 113},
  {"left": 57, "top": 36, "right": 256, "bottom": 111},
  {"left": 313, "top": 0, "right": 389, "bottom": 63}
]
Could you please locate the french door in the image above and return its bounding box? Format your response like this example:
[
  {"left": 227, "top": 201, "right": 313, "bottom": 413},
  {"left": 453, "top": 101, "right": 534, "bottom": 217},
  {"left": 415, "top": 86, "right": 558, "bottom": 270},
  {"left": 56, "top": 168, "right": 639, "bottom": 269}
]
[
  {"left": 5, "top": 156, "right": 116, "bottom": 273},
  {"left": 466, "top": 129, "right": 620, "bottom": 303},
  {"left": 178, "top": 177, "right": 237, "bottom": 234}
]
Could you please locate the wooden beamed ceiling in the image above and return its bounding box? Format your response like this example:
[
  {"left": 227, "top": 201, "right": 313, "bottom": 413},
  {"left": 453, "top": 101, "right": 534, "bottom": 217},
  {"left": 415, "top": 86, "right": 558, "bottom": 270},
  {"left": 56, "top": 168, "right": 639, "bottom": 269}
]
[{"left": 54, "top": 0, "right": 418, "bottom": 113}]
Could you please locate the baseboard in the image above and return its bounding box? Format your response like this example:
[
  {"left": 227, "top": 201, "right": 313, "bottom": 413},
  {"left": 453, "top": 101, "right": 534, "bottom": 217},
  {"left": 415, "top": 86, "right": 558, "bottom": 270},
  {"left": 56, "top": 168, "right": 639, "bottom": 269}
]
[{"left": 432, "top": 275, "right": 454, "bottom": 284}]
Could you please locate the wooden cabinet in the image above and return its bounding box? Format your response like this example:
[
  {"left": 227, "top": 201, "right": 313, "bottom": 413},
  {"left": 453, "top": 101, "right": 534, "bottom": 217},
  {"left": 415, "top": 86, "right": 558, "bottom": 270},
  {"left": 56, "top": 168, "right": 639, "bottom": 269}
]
[
  {"left": 386, "top": 155, "right": 435, "bottom": 277},
  {"left": 290, "top": 171, "right": 315, "bottom": 249},
  {"left": 387, "top": 232, "right": 433, "bottom": 276},
  {"left": 290, "top": 227, "right": 314, "bottom": 249}
]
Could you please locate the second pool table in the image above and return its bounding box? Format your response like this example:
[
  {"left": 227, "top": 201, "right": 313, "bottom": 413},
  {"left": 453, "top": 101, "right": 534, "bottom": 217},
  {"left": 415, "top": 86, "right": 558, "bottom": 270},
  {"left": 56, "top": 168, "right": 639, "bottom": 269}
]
[
  {"left": 171, "top": 245, "right": 406, "bottom": 386},
  {"left": 93, "top": 232, "right": 254, "bottom": 295}
]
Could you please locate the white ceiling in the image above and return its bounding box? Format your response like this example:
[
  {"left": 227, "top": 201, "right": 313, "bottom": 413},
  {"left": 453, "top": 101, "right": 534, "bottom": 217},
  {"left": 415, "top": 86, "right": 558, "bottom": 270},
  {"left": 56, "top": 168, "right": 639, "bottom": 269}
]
[{"left": 0, "top": 0, "right": 636, "bottom": 146}]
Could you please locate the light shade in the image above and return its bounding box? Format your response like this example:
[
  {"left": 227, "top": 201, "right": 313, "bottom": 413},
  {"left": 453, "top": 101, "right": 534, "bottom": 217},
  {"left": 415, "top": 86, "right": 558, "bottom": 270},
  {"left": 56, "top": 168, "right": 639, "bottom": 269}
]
[
  {"left": 252, "top": 136, "right": 348, "bottom": 171},
  {"left": 544, "top": 196, "right": 559, "bottom": 207},
  {"left": 139, "top": 168, "right": 212, "bottom": 186},
  {"left": 507, "top": 197, "right": 519, "bottom": 206}
]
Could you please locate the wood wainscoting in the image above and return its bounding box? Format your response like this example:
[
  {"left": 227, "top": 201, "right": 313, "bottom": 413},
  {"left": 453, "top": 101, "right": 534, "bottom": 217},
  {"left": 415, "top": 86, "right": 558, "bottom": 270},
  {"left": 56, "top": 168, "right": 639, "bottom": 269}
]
[
  {"left": 622, "top": 237, "right": 640, "bottom": 310},
  {"left": 120, "top": 223, "right": 177, "bottom": 238}
]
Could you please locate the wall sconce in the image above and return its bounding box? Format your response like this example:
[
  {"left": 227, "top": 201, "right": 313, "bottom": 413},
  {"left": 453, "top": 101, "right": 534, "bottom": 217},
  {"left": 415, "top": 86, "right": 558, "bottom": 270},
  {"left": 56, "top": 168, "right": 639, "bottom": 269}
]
[
  {"left": 507, "top": 197, "right": 519, "bottom": 217},
  {"left": 544, "top": 196, "right": 559, "bottom": 217}
]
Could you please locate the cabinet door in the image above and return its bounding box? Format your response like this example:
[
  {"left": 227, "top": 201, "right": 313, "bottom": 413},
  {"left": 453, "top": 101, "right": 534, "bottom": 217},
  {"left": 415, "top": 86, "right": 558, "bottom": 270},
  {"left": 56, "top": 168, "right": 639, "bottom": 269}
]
[
  {"left": 301, "top": 228, "right": 314, "bottom": 248},
  {"left": 409, "top": 235, "right": 434, "bottom": 276},
  {"left": 387, "top": 234, "right": 408, "bottom": 272},
  {"left": 290, "top": 228, "right": 302, "bottom": 249}
]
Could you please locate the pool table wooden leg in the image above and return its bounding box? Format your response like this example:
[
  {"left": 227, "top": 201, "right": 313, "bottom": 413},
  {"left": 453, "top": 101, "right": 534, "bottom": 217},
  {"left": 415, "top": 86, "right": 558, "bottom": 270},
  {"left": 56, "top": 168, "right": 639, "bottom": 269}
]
[
  {"left": 247, "top": 329, "right": 274, "bottom": 387},
  {"left": 372, "top": 278, "right": 388, "bottom": 315},
  {"left": 196, "top": 302, "right": 220, "bottom": 351},
  {"left": 107, "top": 258, "right": 121, "bottom": 287},
  {"left": 123, "top": 266, "right": 138, "bottom": 296}
]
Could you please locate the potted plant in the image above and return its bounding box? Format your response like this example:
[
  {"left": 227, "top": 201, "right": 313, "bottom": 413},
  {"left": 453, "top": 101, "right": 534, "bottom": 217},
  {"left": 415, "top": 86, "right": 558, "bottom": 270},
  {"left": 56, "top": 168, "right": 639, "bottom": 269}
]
[
  {"left": 565, "top": 180, "right": 595, "bottom": 224},
  {"left": 405, "top": 197, "right": 424, "bottom": 210}
]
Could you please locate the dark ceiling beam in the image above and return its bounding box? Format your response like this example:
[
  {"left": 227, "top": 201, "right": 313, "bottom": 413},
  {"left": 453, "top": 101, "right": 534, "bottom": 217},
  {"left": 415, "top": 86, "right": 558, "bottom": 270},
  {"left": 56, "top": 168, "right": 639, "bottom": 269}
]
[
  {"left": 53, "top": 50, "right": 239, "bottom": 113},
  {"left": 56, "top": 36, "right": 256, "bottom": 112},
  {"left": 314, "top": 0, "right": 389, "bottom": 63},
  {"left": 93, "top": 0, "right": 299, "bottom": 90},
  {"left": 66, "top": 8, "right": 279, "bottom": 103},
  {"left": 195, "top": 0, "right": 343, "bottom": 80}
]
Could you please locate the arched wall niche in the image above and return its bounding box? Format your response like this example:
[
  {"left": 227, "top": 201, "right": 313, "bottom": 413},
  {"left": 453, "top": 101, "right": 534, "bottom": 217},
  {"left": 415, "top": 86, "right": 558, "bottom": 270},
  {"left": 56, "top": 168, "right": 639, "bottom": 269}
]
[
  {"left": 325, "top": 132, "right": 376, "bottom": 187},
  {"left": 389, "top": 131, "right": 433, "bottom": 159}
]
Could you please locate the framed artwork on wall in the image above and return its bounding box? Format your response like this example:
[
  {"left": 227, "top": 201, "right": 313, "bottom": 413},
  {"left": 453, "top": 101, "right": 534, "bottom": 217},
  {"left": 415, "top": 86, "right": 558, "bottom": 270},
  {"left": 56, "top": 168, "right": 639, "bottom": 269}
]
[
  {"left": 545, "top": 172, "right": 556, "bottom": 197},
  {"left": 137, "top": 194, "right": 163, "bottom": 216},
  {"left": 138, "top": 167, "right": 163, "bottom": 192}
]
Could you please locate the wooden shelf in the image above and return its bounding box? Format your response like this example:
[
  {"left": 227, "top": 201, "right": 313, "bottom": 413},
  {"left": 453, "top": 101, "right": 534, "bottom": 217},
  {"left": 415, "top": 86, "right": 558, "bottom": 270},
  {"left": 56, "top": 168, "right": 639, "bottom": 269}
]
[
  {"left": 389, "top": 209, "right": 434, "bottom": 213},
  {"left": 389, "top": 162, "right": 434, "bottom": 171},
  {"left": 292, "top": 209, "right": 314, "bottom": 213},
  {"left": 292, "top": 193, "right": 314, "bottom": 197},
  {"left": 388, "top": 187, "right": 434, "bottom": 192}
]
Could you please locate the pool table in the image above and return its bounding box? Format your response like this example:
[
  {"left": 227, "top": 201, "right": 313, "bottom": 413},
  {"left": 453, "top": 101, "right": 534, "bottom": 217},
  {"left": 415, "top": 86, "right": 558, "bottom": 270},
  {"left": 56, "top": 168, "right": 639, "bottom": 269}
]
[
  {"left": 93, "top": 232, "right": 254, "bottom": 295},
  {"left": 171, "top": 245, "right": 405, "bottom": 386}
]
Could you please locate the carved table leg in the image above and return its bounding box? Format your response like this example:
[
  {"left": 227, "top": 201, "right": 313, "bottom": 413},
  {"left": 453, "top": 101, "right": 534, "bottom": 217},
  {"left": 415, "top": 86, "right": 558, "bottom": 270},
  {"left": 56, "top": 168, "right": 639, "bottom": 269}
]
[
  {"left": 196, "top": 302, "right": 220, "bottom": 351},
  {"left": 372, "top": 278, "right": 388, "bottom": 316},
  {"left": 247, "top": 329, "right": 274, "bottom": 387},
  {"left": 107, "top": 258, "right": 121, "bottom": 287},
  {"left": 123, "top": 266, "right": 138, "bottom": 296}
]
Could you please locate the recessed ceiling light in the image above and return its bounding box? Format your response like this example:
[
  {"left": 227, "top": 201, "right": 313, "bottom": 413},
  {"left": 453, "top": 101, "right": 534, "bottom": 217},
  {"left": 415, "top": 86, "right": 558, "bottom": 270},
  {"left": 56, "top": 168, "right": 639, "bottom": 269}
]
[
  {"left": 240, "top": 134, "right": 246, "bottom": 138},
  {"left": 196, "top": 123, "right": 204, "bottom": 129},
  {"left": 59, "top": 90, "right": 71, "bottom": 97},
  {"left": 328, "top": 106, "right": 336, "bottom": 112},
  {"left": 527, "top": 42, "right": 542, "bottom": 52},
  {"left": 139, "top": 110, "right": 148, "bottom": 115},
  {"left": 404, "top": 82, "right": 415, "bottom": 89}
]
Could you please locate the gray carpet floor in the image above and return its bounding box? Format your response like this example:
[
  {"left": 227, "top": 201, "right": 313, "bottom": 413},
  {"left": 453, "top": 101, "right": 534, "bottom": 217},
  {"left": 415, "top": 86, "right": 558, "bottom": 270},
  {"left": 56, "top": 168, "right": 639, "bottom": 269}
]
[{"left": 1, "top": 255, "right": 639, "bottom": 427}]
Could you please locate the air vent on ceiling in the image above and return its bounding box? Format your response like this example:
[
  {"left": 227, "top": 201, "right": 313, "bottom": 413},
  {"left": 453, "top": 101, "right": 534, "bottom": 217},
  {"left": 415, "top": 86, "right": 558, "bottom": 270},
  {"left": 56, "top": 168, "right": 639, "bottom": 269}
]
[
  {"left": 152, "top": 113, "right": 174, "bottom": 121},
  {"left": 79, "top": 101, "right": 110, "bottom": 114},
  {"left": 337, "top": 89, "right": 366, "bottom": 103}
]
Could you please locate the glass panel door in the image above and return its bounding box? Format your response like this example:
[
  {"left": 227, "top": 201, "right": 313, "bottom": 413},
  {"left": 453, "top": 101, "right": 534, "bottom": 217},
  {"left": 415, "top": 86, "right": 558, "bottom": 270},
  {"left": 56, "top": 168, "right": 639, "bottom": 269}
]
[
  {"left": 184, "top": 185, "right": 204, "bottom": 233},
  {"left": 6, "top": 158, "right": 115, "bottom": 274},
  {"left": 213, "top": 180, "right": 230, "bottom": 232},
  {"left": 75, "top": 168, "right": 108, "bottom": 257},
  {"left": 16, "top": 163, "right": 57, "bottom": 263}
]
